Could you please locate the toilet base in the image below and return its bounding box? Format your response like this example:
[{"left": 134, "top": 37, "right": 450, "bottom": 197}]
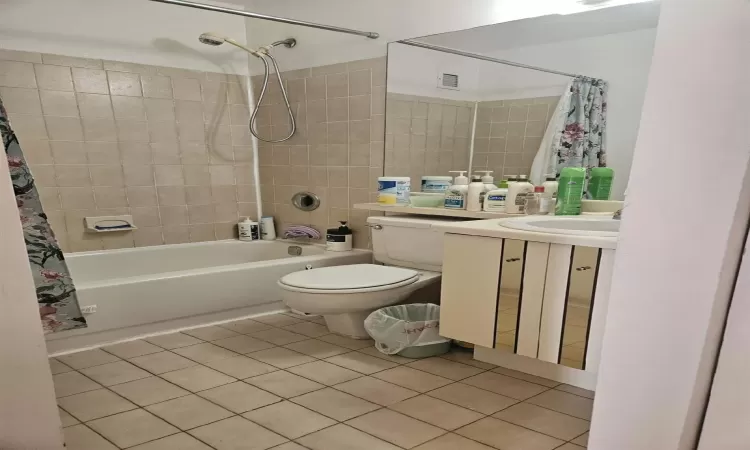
[{"left": 324, "top": 311, "right": 373, "bottom": 339}]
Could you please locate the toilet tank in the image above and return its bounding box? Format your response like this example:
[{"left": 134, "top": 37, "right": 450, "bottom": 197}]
[{"left": 367, "top": 216, "right": 466, "bottom": 272}]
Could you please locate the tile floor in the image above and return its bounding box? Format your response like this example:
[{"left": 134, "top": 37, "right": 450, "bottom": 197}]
[{"left": 51, "top": 312, "right": 593, "bottom": 450}]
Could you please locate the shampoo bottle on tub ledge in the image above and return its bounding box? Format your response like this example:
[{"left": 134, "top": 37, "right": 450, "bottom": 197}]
[{"left": 238, "top": 218, "right": 259, "bottom": 241}]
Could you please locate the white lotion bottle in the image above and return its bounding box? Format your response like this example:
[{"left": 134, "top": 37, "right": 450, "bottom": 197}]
[
  {"left": 444, "top": 171, "right": 469, "bottom": 209},
  {"left": 238, "top": 217, "right": 259, "bottom": 241},
  {"left": 506, "top": 175, "right": 534, "bottom": 214},
  {"left": 467, "top": 175, "right": 485, "bottom": 212}
]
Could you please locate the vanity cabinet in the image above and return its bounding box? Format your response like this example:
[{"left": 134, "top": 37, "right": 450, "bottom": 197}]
[{"left": 440, "top": 233, "right": 614, "bottom": 374}]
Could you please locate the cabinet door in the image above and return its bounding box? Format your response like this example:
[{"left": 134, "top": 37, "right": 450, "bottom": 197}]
[{"left": 440, "top": 234, "right": 503, "bottom": 347}]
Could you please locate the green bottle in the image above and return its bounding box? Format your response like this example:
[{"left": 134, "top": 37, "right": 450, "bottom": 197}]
[
  {"left": 588, "top": 167, "right": 614, "bottom": 200},
  {"left": 556, "top": 167, "right": 585, "bottom": 215}
]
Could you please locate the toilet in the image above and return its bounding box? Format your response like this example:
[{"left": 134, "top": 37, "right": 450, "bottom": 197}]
[{"left": 278, "top": 216, "right": 459, "bottom": 338}]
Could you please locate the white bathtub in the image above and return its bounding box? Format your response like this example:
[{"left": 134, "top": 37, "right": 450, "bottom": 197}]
[{"left": 46, "top": 240, "right": 372, "bottom": 354}]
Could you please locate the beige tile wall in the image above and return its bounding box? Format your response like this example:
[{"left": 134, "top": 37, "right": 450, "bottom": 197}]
[
  {"left": 384, "top": 93, "right": 474, "bottom": 189},
  {"left": 252, "top": 57, "right": 387, "bottom": 249},
  {"left": 0, "top": 49, "right": 258, "bottom": 252},
  {"left": 472, "top": 96, "right": 560, "bottom": 180}
]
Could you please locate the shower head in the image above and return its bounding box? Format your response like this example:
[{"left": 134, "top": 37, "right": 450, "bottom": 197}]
[{"left": 198, "top": 32, "right": 227, "bottom": 46}]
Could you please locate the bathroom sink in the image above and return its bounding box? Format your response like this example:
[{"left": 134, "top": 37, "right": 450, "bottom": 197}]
[{"left": 499, "top": 216, "right": 620, "bottom": 237}]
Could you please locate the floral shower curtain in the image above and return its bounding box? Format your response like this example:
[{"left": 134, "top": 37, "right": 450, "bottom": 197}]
[
  {"left": 1, "top": 96, "right": 87, "bottom": 333},
  {"left": 530, "top": 76, "right": 608, "bottom": 185}
]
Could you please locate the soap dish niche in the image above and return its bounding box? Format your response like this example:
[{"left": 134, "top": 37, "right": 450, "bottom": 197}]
[{"left": 85, "top": 215, "right": 137, "bottom": 233}]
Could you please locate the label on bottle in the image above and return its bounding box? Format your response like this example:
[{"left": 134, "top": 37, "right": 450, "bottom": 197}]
[
  {"left": 239, "top": 224, "right": 259, "bottom": 240},
  {"left": 514, "top": 192, "right": 529, "bottom": 213},
  {"left": 444, "top": 193, "right": 465, "bottom": 209}
]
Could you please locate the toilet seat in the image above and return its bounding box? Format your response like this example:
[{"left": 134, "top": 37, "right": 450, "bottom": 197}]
[{"left": 278, "top": 264, "right": 419, "bottom": 294}]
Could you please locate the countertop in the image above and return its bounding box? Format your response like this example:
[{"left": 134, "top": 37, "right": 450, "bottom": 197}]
[{"left": 433, "top": 218, "right": 619, "bottom": 249}]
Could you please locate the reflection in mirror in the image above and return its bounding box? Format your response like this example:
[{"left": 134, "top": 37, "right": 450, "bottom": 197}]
[
  {"left": 385, "top": 2, "right": 661, "bottom": 199},
  {"left": 559, "top": 246, "right": 602, "bottom": 369},
  {"left": 495, "top": 239, "right": 526, "bottom": 352}
]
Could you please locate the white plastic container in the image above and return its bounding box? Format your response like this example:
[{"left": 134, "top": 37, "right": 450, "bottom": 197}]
[
  {"left": 421, "top": 176, "right": 452, "bottom": 193},
  {"left": 238, "top": 218, "right": 259, "bottom": 241},
  {"left": 477, "top": 170, "right": 497, "bottom": 191},
  {"left": 260, "top": 216, "right": 276, "bottom": 240},
  {"left": 377, "top": 176, "right": 411, "bottom": 205},
  {"left": 466, "top": 175, "right": 485, "bottom": 212},
  {"left": 326, "top": 222, "right": 353, "bottom": 252},
  {"left": 444, "top": 171, "right": 469, "bottom": 209},
  {"left": 484, "top": 187, "right": 509, "bottom": 211},
  {"left": 506, "top": 175, "right": 534, "bottom": 214}
]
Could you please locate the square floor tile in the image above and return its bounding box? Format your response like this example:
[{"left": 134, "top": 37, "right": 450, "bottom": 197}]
[
  {"left": 160, "top": 365, "right": 236, "bottom": 392},
  {"left": 59, "top": 406, "right": 80, "bottom": 427},
  {"left": 427, "top": 383, "right": 518, "bottom": 415},
  {"left": 243, "top": 400, "right": 336, "bottom": 439},
  {"left": 246, "top": 371, "right": 325, "bottom": 398},
  {"left": 57, "top": 349, "right": 120, "bottom": 370},
  {"left": 250, "top": 328, "right": 309, "bottom": 345},
  {"left": 372, "top": 366, "right": 452, "bottom": 393},
  {"left": 146, "top": 394, "right": 234, "bottom": 430},
  {"left": 284, "top": 339, "right": 349, "bottom": 358},
  {"left": 456, "top": 417, "right": 563, "bottom": 450},
  {"left": 53, "top": 372, "right": 102, "bottom": 398},
  {"left": 335, "top": 376, "right": 418, "bottom": 406},
  {"left": 129, "top": 351, "right": 198, "bottom": 374},
  {"left": 491, "top": 366, "right": 560, "bottom": 388},
  {"left": 326, "top": 352, "right": 398, "bottom": 374},
  {"left": 203, "top": 355, "right": 278, "bottom": 379},
  {"left": 493, "top": 402, "right": 590, "bottom": 440},
  {"left": 189, "top": 416, "right": 288, "bottom": 450},
  {"left": 249, "top": 347, "right": 316, "bottom": 369},
  {"left": 413, "top": 433, "right": 495, "bottom": 450},
  {"left": 173, "top": 343, "right": 240, "bottom": 364},
  {"left": 182, "top": 325, "right": 242, "bottom": 341},
  {"left": 318, "top": 334, "right": 375, "bottom": 350},
  {"left": 347, "top": 409, "right": 445, "bottom": 449},
  {"left": 80, "top": 360, "right": 152, "bottom": 386},
  {"left": 298, "top": 424, "right": 401, "bottom": 450},
  {"left": 358, "top": 347, "right": 413, "bottom": 364},
  {"left": 129, "top": 432, "right": 213, "bottom": 449},
  {"left": 390, "top": 395, "right": 484, "bottom": 430},
  {"left": 406, "top": 357, "right": 485, "bottom": 381},
  {"left": 572, "top": 431, "right": 589, "bottom": 446},
  {"left": 110, "top": 376, "right": 190, "bottom": 406},
  {"left": 463, "top": 372, "right": 550, "bottom": 400},
  {"left": 253, "top": 313, "right": 303, "bottom": 327},
  {"left": 291, "top": 387, "right": 380, "bottom": 421},
  {"left": 63, "top": 424, "right": 118, "bottom": 450},
  {"left": 220, "top": 318, "right": 274, "bottom": 334},
  {"left": 288, "top": 360, "right": 362, "bottom": 385},
  {"left": 440, "top": 350, "right": 496, "bottom": 370},
  {"left": 212, "top": 335, "right": 276, "bottom": 353},
  {"left": 88, "top": 409, "right": 179, "bottom": 448},
  {"left": 146, "top": 332, "right": 204, "bottom": 349},
  {"left": 58, "top": 388, "right": 137, "bottom": 422},
  {"left": 526, "top": 390, "right": 594, "bottom": 420},
  {"left": 555, "top": 384, "right": 595, "bottom": 400},
  {"left": 199, "top": 381, "right": 281, "bottom": 413},
  {"left": 103, "top": 340, "right": 163, "bottom": 359},
  {"left": 49, "top": 358, "right": 74, "bottom": 375},
  {"left": 282, "top": 322, "right": 330, "bottom": 338}
]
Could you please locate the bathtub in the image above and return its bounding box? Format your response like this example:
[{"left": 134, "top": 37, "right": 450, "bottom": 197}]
[{"left": 46, "top": 240, "right": 372, "bottom": 354}]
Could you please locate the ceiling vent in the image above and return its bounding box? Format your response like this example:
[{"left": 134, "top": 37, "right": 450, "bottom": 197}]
[{"left": 437, "top": 72, "right": 459, "bottom": 90}]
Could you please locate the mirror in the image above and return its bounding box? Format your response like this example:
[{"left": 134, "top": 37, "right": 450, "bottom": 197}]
[
  {"left": 495, "top": 239, "right": 526, "bottom": 352},
  {"left": 384, "top": 2, "right": 661, "bottom": 200},
  {"left": 559, "top": 246, "right": 602, "bottom": 369}
]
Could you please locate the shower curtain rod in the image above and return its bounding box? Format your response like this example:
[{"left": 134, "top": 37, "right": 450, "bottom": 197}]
[
  {"left": 397, "top": 39, "right": 582, "bottom": 78},
  {"left": 149, "top": 0, "right": 380, "bottom": 39}
]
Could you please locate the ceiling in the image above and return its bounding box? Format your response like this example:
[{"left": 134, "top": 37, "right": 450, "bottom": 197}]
[{"left": 414, "top": 2, "right": 660, "bottom": 54}]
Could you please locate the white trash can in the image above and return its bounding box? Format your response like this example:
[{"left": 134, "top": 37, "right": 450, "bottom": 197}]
[{"left": 364, "top": 304, "right": 451, "bottom": 358}]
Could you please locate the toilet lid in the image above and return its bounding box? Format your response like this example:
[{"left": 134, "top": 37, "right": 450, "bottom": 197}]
[{"left": 279, "top": 264, "right": 419, "bottom": 291}]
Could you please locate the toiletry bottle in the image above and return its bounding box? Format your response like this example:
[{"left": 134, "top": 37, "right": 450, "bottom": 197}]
[
  {"left": 525, "top": 186, "right": 548, "bottom": 215},
  {"left": 466, "top": 175, "right": 485, "bottom": 212},
  {"left": 483, "top": 181, "right": 509, "bottom": 212},
  {"left": 506, "top": 175, "right": 518, "bottom": 187},
  {"left": 326, "top": 221, "right": 353, "bottom": 251},
  {"left": 478, "top": 170, "right": 497, "bottom": 191},
  {"left": 506, "top": 175, "right": 534, "bottom": 214},
  {"left": 556, "top": 167, "right": 586, "bottom": 215},
  {"left": 444, "top": 171, "right": 469, "bottom": 209},
  {"left": 238, "top": 217, "right": 259, "bottom": 241},
  {"left": 587, "top": 167, "right": 614, "bottom": 200},
  {"left": 260, "top": 216, "right": 276, "bottom": 240},
  {"left": 541, "top": 175, "right": 558, "bottom": 215}
]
